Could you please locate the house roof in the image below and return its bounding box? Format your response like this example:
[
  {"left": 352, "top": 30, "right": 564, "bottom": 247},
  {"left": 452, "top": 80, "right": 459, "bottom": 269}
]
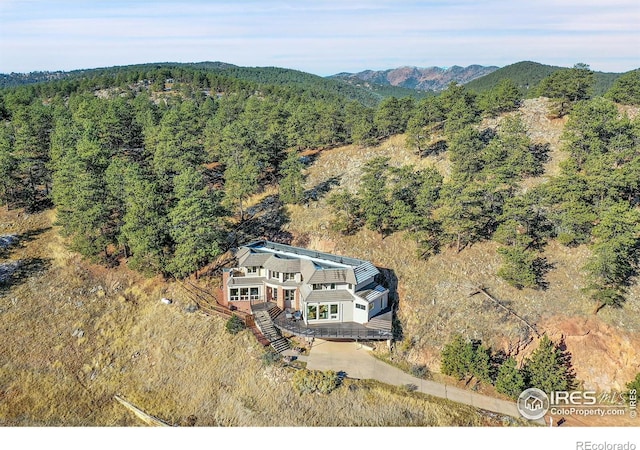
[
  {"left": 238, "top": 240, "right": 379, "bottom": 285},
  {"left": 263, "top": 254, "right": 301, "bottom": 273},
  {"left": 304, "top": 290, "right": 356, "bottom": 303},
  {"left": 356, "top": 283, "right": 389, "bottom": 303},
  {"left": 237, "top": 247, "right": 272, "bottom": 267}
]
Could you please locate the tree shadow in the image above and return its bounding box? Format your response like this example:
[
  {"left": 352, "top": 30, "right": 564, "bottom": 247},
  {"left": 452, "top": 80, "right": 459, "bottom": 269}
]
[
  {"left": 530, "top": 143, "right": 551, "bottom": 172},
  {"left": 303, "top": 176, "right": 341, "bottom": 204},
  {"left": 229, "top": 195, "right": 293, "bottom": 247},
  {"left": 0, "top": 227, "right": 51, "bottom": 259},
  {"left": 377, "top": 266, "right": 401, "bottom": 340},
  {"left": 534, "top": 257, "right": 555, "bottom": 290},
  {"left": 0, "top": 257, "right": 52, "bottom": 295},
  {"left": 418, "top": 139, "right": 448, "bottom": 158}
]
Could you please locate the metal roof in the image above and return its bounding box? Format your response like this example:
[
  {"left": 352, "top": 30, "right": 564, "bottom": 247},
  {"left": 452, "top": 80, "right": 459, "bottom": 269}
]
[{"left": 356, "top": 284, "right": 389, "bottom": 302}]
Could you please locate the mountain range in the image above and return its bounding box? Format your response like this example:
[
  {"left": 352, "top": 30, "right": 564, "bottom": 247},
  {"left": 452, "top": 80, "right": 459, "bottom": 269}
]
[{"left": 330, "top": 64, "right": 499, "bottom": 91}]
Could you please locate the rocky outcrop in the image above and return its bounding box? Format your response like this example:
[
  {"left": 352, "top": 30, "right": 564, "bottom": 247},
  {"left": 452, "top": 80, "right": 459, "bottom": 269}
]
[{"left": 525, "top": 317, "right": 640, "bottom": 392}]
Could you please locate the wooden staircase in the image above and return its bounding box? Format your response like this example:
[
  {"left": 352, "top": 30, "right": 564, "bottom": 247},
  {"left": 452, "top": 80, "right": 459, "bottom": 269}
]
[{"left": 252, "top": 304, "right": 290, "bottom": 353}]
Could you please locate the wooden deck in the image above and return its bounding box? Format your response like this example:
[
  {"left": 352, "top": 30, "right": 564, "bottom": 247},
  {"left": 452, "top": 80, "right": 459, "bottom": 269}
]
[{"left": 254, "top": 302, "right": 394, "bottom": 340}]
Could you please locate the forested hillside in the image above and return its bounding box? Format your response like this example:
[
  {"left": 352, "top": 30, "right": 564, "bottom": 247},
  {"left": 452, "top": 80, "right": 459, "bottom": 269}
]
[
  {"left": 465, "top": 61, "right": 625, "bottom": 97},
  {"left": 1, "top": 63, "right": 640, "bottom": 394}
]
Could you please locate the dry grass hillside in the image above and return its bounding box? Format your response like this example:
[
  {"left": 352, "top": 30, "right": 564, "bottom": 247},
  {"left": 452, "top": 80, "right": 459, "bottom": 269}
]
[
  {"left": 286, "top": 98, "right": 640, "bottom": 392},
  {"left": 0, "top": 208, "right": 509, "bottom": 426}
]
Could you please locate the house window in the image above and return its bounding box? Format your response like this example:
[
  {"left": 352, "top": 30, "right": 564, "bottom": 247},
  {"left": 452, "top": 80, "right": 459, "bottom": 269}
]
[
  {"left": 330, "top": 283, "right": 335, "bottom": 290},
  {"left": 348, "top": 284, "right": 352, "bottom": 290},
  {"left": 369, "top": 302, "right": 374, "bottom": 311},
  {"left": 230, "top": 288, "right": 239, "bottom": 301},
  {"left": 312, "top": 284, "right": 322, "bottom": 290},
  {"left": 329, "top": 304, "right": 339, "bottom": 320},
  {"left": 355, "top": 303, "right": 366, "bottom": 311},
  {"left": 240, "top": 288, "right": 249, "bottom": 301},
  {"left": 319, "top": 304, "right": 328, "bottom": 320},
  {"left": 283, "top": 272, "right": 295, "bottom": 281},
  {"left": 270, "top": 271, "right": 280, "bottom": 280},
  {"left": 250, "top": 287, "right": 259, "bottom": 300},
  {"left": 307, "top": 304, "right": 317, "bottom": 320},
  {"left": 246, "top": 266, "right": 258, "bottom": 275}
]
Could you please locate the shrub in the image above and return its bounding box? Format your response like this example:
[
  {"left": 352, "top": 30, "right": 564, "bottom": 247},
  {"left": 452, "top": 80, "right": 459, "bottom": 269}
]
[
  {"left": 261, "top": 351, "right": 282, "bottom": 366},
  {"left": 410, "top": 364, "right": 430, "bottom": 379},
  {"left": 292, "top": 369, "right": 340, "bottom": 395},
  {"left": 225, "top": 315, "right": 246, "bottom": 334}
]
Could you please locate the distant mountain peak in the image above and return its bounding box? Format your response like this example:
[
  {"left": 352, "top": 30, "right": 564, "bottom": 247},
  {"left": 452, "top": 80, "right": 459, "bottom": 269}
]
[{"left": 330, "top": 64, "right": 499, "bottom": 91}]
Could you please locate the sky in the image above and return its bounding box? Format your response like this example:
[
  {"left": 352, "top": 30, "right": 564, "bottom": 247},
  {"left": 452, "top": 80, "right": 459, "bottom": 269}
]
[{"left": 0, "top": 0, "right": 639, "bottom": 76}]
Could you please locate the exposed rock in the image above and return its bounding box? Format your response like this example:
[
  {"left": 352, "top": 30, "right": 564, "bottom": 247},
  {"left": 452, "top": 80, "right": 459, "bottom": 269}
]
[{"left": 528, "top": 316, "right": 640, "bottom": 391}]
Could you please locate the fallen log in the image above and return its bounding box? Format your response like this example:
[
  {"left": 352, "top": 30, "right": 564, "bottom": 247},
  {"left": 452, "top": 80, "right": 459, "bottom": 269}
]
[
  {"left": 469, "top": 286, "right": 540, "bottom": 338},
  {"left": 114, "top": 395, "right": 172, "bottom": 427}
]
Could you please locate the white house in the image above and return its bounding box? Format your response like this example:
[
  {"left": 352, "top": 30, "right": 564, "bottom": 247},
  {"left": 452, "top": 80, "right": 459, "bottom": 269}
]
[{"left": 221, "top": 240, "right": 390, "bottom": 326}]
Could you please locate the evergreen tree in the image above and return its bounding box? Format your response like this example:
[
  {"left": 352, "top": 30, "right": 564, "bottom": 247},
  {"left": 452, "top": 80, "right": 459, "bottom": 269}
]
[
  {"left": 537, "top": 64, "right": 594, "bottom": 117},
  {"left": 584, "top": 201, "right": 640, "bottom": 312},
  {"left": 405, "top": 96, "right": 444, "bottom": 153},
  {"left": 523, "top": 335, "right": 575, "bottom": 393},
  {"left": 360, "top": 157, "right": 392, "bottom": 236},
  {"left": 496, "top": 247, "right": 539, "bottom": 290},
  {"left": 440, "top": 334, "right": 475, "bottom": 380},
  {"left": 119, "top": 164, "right": 168, "bottom": 274},
  {"left": 223, "top": 148, "right": 260, "bottom": 222},
  {"left": 167, "top": 166, "right": 226, "bottom": 278},
  {"left": 326, "top": 190, "right": 363, "bottom": 235},
  {"left": 279, "top": 151, "right": 305, "bottom": 204},
  {"left": 478, "top": 78, "right": 522, "bottom": 117},
  {"left": 495, "top": 357, "right": 525, "bottom": 399},
  {"left": 0, "top": 125, "right": 17, "bottom": 208},
  {"left": 606, "top": 70, "right": 640, "bottom": 105}
]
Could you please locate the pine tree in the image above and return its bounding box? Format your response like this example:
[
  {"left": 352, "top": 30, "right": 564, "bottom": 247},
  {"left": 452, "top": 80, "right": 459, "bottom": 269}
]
[
  {"left": 537, "top": 64, "right": 594, "bottom": 117},
  {"left": 279, "top": 151, "right": 305, "bottom": 204},
  {"left": 440, "top": 334, "right": 475, "bottom": 380},
  {"left": 223, "top": 148, "right": 260, "bottom": 222},
  {"left": 119, "top": 164, "right": 168, "bottom": 274},
  {"left": 167, "top": 165, "right": 226, "bottom": 278},
  {"left": 495, "top": 357, "right": 525, "bottom": 399},
  {"left": 523, "top": 335, "right": 575, "bottom": 393},
  {"left": 360, "top": 157, "right": 392, "bottom": 236}
]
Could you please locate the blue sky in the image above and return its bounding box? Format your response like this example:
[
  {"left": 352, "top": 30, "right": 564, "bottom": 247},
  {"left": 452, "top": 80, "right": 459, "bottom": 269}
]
[{"left": 1, "top": 0, "right": 638, "bottom": 75}]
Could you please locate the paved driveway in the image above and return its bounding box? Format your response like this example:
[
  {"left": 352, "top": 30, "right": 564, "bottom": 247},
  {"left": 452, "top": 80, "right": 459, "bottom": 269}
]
[{"left": 304, "top": 340, "right": 523, "bottom": 420}]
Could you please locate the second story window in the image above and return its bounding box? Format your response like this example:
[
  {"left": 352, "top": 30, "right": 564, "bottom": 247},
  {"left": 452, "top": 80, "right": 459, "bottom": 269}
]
[
  {"left": 270, "top": 271, "right": 280, "bottom": 280},
  {"left": 283, "top": 272, "right": 295, "bottom": 281},
  {"left": 246, "top": 266, "right": 258, "bottom": 275}
]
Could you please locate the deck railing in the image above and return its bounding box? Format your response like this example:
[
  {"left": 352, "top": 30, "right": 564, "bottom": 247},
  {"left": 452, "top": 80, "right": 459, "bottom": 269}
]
[{"left": 273, "top": 315, "right": 393, "bottom": 340}]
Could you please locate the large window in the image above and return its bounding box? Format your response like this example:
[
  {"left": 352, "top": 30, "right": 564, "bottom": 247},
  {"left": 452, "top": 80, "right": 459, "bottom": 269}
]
[
  {"left": 307, "top": 304, "right": 317, "bottom": 320},
  {"left": 355, "top": 303, "right": 366, "bottom": 310},
  {"left": 319, "top": 304, "right": 328, "bottom": 320},
  {"left": 230, "top": 287, "right": 259, "bottom": 301},
  {"left": 306, "top": 303, "right": 339, "bottom": 321}
]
